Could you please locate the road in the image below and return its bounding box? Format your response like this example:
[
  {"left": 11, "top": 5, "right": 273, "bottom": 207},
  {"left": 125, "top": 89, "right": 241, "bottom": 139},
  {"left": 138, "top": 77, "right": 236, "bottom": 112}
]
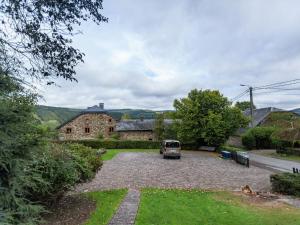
[{"left": 248, "top": 152, "right": 300, "bottom": 173}]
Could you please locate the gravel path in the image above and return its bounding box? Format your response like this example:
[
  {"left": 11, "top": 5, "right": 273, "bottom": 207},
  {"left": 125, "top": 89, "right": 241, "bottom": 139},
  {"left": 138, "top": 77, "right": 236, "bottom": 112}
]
[
  {"left": 108, "top": 189, "right": 140, "bottom": 225},
  {"left": 76, "top": 151, "right": 273, "bottom": 192}
]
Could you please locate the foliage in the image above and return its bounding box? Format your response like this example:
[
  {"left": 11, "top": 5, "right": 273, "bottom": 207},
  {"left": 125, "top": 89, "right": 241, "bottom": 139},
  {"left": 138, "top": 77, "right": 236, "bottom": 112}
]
[
  {"left": 242, "top": 127, "right": 277, "bottom": 149},
  {"left": 271, "top": 173, "right": 300, "bottom": 197},
  {"left": 173, "top": 89, "right": 248, "bottom": 147},
  {"left": 121, "top": 113, "right": 131, "bottom": 120},
  {"left": 154, "top": 113, "right": 165, "bottom": 141},
  {"left": 135, "top": 189, "right": 300, "bottom": 225},
  {"left": 0, "top": 0, "right": 107, "bottom": 81},
  {"left": 109, "top": 133, "right": 120, "bottom": 140},
  {"left": 235, "top": 101, "right": 256, "bottom": 111},
  {"left": 276, "top": 147, "right": 300, "bottom": 157},
  {"left": 67, "top": 144, "right": 103, "bottom": 180},
  {"left": 0, "top": 72, "right": 45, "bottom": 224},
  {"left": 84, "top": 189, "right": 127, "bottom": 225},
  {"left": 62, "top": 140, "right": 161, "bottom": 149},
  {"left": 26, "top": 144, "right": 81, "bottom": 203}
]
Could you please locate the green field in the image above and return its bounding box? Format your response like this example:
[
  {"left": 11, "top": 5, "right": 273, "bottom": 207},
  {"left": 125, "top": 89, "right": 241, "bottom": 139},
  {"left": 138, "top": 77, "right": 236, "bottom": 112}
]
[
  {"left": 135, "top": 189, "right": 300, "bottom": 225},
  {"left": 101, "top": 149, "right": 159, "bottom": 161},
  {"left": 84, "top": 189, "right": 127, "bottom": 225}
]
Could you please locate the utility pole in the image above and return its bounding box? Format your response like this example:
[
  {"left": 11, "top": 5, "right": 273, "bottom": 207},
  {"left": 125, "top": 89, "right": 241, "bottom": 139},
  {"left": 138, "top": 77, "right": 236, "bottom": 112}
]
[
  {"left": 240, "top": 84, "right": 254, "bottom": 128},
  {"left": 249, "top": 86, "right": 254, "bottom": 128}
]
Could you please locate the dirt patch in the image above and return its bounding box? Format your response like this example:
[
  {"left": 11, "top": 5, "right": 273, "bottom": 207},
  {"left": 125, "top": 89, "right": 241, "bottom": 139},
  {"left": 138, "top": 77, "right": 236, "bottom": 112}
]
[{"left": 41, "top": 194, "right": 96, "bottom": 225}]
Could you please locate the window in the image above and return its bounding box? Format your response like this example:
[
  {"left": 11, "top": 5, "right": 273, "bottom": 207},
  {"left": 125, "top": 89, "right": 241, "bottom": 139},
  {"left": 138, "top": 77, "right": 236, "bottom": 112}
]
[
  {"left": 108, "top": 118, "right": 112, "bottom": 122},
  {"left": 66, "top": 128, "right": 72, "bottom": 133},
  {"left": 166, "top": 142, "right": 180, "bottom": 148},
  {"left": 85, "top": 127, "right": 90, "bottom": 133},
  {"left": 149, "top": 138, "right": 153, "bottom": 141},
  {"left": 109, "top": 127, "right": 114, "bottom": 132}
]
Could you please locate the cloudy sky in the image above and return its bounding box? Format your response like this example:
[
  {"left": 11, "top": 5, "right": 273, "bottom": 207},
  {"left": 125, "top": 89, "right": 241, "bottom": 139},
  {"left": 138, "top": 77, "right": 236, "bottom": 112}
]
[{"left": 39, "top": 0, "right": 300, "bottom": 110}]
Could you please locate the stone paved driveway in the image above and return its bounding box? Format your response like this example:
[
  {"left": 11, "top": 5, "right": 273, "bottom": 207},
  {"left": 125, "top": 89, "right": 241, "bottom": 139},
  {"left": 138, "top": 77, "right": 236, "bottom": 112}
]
[{"left": 75, "top": 151, "right": 273, "bottom": 192}]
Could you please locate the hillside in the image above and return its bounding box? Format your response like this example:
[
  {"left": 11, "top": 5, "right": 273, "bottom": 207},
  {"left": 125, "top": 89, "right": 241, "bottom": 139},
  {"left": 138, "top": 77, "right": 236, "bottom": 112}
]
[
  {"left": 35, "top": 105, "right": 168, "bottom": 127},
  {"left": 292, "top": 108, "right": 300, "bottom": 115}
]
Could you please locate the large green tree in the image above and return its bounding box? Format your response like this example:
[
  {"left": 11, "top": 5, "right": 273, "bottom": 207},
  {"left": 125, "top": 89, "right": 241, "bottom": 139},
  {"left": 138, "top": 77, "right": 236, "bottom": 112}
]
[
  {"left": 0, "top": 0, "right": 107, "bottom": 82},
  {"left": 174, "top": 89, "right": 248, "bottom": 147},
  {"left": 0, "top": 72, "right": 45, "bottom": 224},
  {"left": 235, "top": 101, "right": 256, "bottom": 111}
]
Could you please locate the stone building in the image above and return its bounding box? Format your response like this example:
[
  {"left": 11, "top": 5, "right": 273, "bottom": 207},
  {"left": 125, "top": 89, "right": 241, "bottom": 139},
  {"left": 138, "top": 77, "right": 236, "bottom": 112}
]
[
  {"left": 57, "top": 103, "right": 116, "bottom": 140},
  {"left": 57, "top": 103, "right": 173, "bottom": 141}
]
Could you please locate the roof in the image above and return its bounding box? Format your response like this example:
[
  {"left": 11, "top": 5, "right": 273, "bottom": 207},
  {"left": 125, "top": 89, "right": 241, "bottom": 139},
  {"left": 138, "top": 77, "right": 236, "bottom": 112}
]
[
  {"left": 243, "top": 107, "right": 284, "bottom": 127},
  {"left": 56, "top": 110, "right": 108, "bottom": 129},
  {"left": 116, "top": 119, "right": 173, "bottom": 132}
]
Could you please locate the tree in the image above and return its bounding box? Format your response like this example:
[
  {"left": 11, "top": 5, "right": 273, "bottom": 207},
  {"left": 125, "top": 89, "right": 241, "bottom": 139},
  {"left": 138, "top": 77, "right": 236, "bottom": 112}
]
[
  {"left": 121, "top": 113, "right": 131, "bottom": 120},
  {"left": 235, "top": 101, "right": 256, "bottom": 111},
  {"left": 0, "top": 71, "right": 44, "bottom": 224},
  {"left": 154, "top": 113, "right": 165, "bottom": 141},
  {"left": 173, "top": 89, "right": 248, "bottom": 147},
  {"left": 0, "top": 0, "right": 107, "bottom": 82}
]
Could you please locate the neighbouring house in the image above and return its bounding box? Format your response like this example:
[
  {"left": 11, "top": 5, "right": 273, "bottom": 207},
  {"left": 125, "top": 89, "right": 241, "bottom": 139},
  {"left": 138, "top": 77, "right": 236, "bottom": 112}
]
[
  {"left": 57, "top": 103, "right": 116, "bottom": 140},
  {"left": 227, "top": 107, "right": 300, "bottom": 147},
  {"left": 116, "top": 119, "right": 173, "bottom": 141},
  {"left": 57, "top": 103, "right": 173, "bottom": 141}
]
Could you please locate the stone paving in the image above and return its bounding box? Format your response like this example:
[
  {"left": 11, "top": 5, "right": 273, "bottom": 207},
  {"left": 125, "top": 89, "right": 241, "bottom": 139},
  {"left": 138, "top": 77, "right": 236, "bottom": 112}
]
[
  {"left": 76, "top": 151, "right": 273, "bottom": 192},
  {"left": 108, "top": 189, "right": 140, "bottom": 225}
]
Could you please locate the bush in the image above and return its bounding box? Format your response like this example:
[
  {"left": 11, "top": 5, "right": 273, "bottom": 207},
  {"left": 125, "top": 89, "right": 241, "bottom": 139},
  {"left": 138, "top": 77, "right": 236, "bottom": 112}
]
[
  {"left": 25, "top": 143, "right": 102, "bottom": 204},
  {"left": 242, "top": 127, "right": 276, "bottom": 149},
  {"left": 270, "top": 173, "right": 300, "bottom": 197},
  {"left": 61, "top": 140, "right": 161, "bottom": 149},
  {"left": 68, "top": 143, "right": 103, "bottom": 180}
]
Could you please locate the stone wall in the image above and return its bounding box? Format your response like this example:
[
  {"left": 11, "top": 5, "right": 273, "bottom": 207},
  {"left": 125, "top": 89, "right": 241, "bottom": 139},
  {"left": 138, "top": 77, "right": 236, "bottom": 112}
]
[
  {"left": 58, "top": 113, "right": 116, "bottom": 140},
  {"left": 118, "top": 131, "right": 154, "bottom": 141}
]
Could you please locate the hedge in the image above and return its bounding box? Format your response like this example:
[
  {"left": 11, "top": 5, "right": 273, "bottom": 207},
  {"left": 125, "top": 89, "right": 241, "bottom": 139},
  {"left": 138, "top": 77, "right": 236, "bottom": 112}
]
[
  {"left": 270, "top": 173, "right": 300, "bottom": 197},
  {"left": 58, "top": 140, "right": 207, "bottom": 150},
  {"left": 242, "top": 127, "right": 277, "bottom": 149},
  {"left": 60, "top": 140, "right": 161, "bottom": 149}
]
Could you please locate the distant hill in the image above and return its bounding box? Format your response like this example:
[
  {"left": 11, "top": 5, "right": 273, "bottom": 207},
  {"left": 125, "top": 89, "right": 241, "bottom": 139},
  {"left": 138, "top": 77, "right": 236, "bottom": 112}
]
[
  {"left": 35, "top": 105, "right": 170, "bottom": 126},
  {"left": 292, "top": 108, "right": 300, "bottom": 115}
]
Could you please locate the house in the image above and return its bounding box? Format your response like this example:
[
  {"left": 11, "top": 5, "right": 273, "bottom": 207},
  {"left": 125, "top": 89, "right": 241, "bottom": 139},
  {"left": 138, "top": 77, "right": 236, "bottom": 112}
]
[
  {"left": 57, "top": 103, "right": 116, "bottom": 140},
  {"left": 116, "top": 119, "right": 173, "bottom": 141},
  {"left": 57, "top": 103, "right": 173, "bottom": 141},
  {"left": 227, "top": 107, "right": 300, "bottom": 147}
]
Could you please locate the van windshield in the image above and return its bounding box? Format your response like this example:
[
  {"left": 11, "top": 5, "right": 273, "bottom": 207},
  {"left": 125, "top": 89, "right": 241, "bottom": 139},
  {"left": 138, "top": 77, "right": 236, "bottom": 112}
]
[{"left": 166, "top": 142, "right": 180, "bottom": 148}]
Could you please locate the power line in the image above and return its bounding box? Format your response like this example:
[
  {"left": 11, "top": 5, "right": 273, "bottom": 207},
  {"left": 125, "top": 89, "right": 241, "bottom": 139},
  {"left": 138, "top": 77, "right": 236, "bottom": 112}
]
[
  {"left": 254, "top": 78, "right": 300, "bottom": 89},
  {"left": 231, "top": 90, "right": 249, "bottom": 101}
]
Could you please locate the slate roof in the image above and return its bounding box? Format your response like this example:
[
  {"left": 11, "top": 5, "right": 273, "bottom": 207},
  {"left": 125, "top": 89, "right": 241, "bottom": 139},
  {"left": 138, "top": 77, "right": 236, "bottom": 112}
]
[
  {"left": 116, "top": 119, "right": 173, "bottom": 132},
  {"left": 56, "top": 108, "right": 108, "bottom": 129},
  {"left": 243, "top": 107, "right": 284, "bottom": 127}
]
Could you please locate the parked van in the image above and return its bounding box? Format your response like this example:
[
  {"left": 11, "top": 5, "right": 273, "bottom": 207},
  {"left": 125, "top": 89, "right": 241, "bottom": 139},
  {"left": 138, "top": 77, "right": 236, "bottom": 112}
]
[{"left": 160, "top": 140, "right": 181, "bottom": 159}]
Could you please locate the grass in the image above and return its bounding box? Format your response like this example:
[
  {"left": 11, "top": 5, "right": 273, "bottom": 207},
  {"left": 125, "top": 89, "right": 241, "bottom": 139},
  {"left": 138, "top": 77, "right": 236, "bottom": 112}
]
[
  {"left": 269, "top": 153, "right": 300, "bottom": 163},
  {"left": 84, "top": 189, "right": 127, "bottom": 225},
  {"left": 254, "top": 150, "right": 300, "bottom": 163},
  {"left": 135, "top": 189, "right": 300, "bottom": 225},
  {"left": 101, "top": 149, "right": 159, "bottom": 161}
]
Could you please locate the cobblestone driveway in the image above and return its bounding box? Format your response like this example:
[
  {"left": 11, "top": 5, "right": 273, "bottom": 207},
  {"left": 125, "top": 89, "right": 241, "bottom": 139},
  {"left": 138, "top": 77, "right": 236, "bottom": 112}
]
[{"left": 76, "top": 151, "right": 272, "bottom": 192}]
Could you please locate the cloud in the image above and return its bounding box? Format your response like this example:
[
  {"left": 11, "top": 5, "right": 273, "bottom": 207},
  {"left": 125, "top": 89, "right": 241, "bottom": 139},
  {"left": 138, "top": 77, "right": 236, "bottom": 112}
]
[{"left": 39, "top": 0, "right": 300, "bottom": 110}]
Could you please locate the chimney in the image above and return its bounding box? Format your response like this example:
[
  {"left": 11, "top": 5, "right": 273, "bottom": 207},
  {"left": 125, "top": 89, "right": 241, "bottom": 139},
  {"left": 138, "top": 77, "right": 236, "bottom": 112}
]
[{"left": 99, "top": 103, "right": 104, "bottom": 110}]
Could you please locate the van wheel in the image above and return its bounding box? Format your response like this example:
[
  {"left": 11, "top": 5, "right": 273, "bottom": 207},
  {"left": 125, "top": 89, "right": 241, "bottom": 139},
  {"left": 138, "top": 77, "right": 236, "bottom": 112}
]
[
  {"left": 178, "top": 156, "right": 181, "bottom": 159},
  {"left": 163, "top": 155, "right": 166, "bottom": 159},
  {"left": 159, "top": 151, "right": 162, "bottom": 154}
]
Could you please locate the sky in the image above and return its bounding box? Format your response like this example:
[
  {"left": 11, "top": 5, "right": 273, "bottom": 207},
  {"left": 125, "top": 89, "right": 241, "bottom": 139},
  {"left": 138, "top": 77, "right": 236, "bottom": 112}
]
[{"left": 39, "top": 0, "right": 300, "bottom": 110}]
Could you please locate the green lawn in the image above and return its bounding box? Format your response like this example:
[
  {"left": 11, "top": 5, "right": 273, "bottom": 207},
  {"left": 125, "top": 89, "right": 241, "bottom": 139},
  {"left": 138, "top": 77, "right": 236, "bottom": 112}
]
[
  {"left": 135, "top": 189, "right": 300, "bottom": 225},
  {"left": 101, "top": 149, "right": 159, "bottom": 161},
  {"left": 84, "top": 189, "right": 127, "bottom": 225}
]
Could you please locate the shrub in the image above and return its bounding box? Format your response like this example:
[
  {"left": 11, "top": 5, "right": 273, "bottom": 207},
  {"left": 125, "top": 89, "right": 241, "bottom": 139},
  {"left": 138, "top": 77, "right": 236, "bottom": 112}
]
[
  {"left": 67, "top": 143, "right": 103, "bottom": 180},
  {"left": 61, "top": 140, "right": 161, "bottom": 149},
  {"left": 26, "top": 144, "right": 81, "bottom": 203},
  {"left": 242, "top": 127, "right": 276, "bottom": 149},
  {"left": 270, "top": 173, "right": 300, "bottom": 197}
]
